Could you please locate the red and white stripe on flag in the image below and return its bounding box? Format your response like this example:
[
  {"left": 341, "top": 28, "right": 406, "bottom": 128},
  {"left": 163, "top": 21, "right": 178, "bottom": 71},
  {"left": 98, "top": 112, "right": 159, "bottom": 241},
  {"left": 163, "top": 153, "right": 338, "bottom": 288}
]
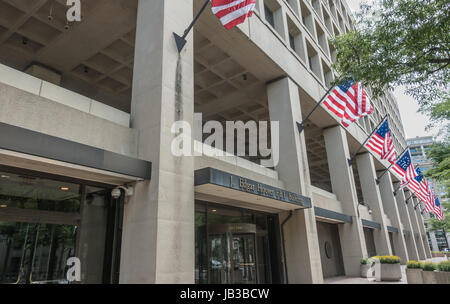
[
  {"left": 211, "top": 0, "right": 256, "bottom": 30},
  {"left": 322, "top": 82, "right": 374, "bottom": 128},
  {"left": 420, "top": 181, "right": 434, "bottom": 212},
  {"left": 434, "top": 204, "right": 444, "bottom": 221}
]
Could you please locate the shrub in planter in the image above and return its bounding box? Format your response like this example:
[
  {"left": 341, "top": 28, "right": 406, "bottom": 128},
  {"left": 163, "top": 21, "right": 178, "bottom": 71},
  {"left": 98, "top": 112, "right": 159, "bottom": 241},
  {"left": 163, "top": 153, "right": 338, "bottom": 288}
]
[
  {"left": 432, "top": 251, "right": 445, "bottom": 258},
  {"left": 373, "top": 256, "right": 402, "bottom": 282},
  {"left": 360, "top": 258, "right": 375, "bottom": 278},
  {"left": 406, "top": 261, "right": 423, "bottom": 284},
  {"left": 421, "top": 262, "right": 439, "bottom": 284},
  {"left": 436, "top": 261, "right": 450, "bottom": 284}
]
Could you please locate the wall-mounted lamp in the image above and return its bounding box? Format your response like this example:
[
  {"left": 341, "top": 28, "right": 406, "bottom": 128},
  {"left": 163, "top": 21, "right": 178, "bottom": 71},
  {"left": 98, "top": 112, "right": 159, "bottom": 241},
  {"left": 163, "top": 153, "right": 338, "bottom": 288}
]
[{"left": 357, "top": 202, "right": 373, "bottom": 217}]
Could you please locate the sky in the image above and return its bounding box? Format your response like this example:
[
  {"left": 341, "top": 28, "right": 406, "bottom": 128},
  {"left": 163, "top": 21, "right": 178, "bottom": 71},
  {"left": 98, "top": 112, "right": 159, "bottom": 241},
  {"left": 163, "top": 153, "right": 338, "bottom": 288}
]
[{"left": 345, "top": 0, "right": 437, "bottom": 139}]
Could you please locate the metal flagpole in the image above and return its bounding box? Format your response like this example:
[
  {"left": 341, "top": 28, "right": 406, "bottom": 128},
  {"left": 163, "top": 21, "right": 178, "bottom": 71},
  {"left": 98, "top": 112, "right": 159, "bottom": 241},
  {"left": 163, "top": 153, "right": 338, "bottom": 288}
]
[
  {"left": 297, "top": 84, "right": 336, "bottom": 134},
  {"left": 375, "top": 147, "right": 408, "bottom": 185},
  {"left": 296, "top": 76, "right": 349, "bottom": 133},
  {"left": 404, "top": 194, "right": 414, "bottom": 204},
  {"left": 347, "top": 114, "right": 388, "bottom": 166},
  {"left": 173, "top": 0, "right": 210, "bottom": 53}
]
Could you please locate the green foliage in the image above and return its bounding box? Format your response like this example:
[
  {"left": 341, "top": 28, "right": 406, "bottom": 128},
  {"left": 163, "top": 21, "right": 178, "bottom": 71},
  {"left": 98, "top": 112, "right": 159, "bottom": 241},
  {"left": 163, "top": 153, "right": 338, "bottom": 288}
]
[
  {"left": 372, "top": 255, "right": 401, "bottom": 264},
  {"left": 425, "top": 142, "right": 450, "bottom": 192},
  {"left": 406, "top": 261, "right": 423, "bottom": 269},
  {"left": 360, "top": 258, "right": 376, "bottom": 265},
  {"left": 330, "top": 0, "right": 450, "bottom": 127},
  {"left": 438, "top": 261, "right": 450, "bottom": 272},
  {"left": 422, "top": 262, "right": 438, "bottom": 271}
]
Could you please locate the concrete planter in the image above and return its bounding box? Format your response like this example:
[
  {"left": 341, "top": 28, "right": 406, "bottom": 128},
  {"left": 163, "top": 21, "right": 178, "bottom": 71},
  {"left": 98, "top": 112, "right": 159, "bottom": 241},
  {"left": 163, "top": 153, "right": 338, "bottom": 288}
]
[
  {"left": 422, "top": 271, "right": 439, "bottom": 284},
  {"left": 436, "top": 272, "right": 450, "bottom": 284},
  {"left": 432, "top": 253, "right": 445, "bottom": 258},
  {"left": 375, "top": 263, "right": 402, "bottom": 282},
  {"left": 361, "top": 264, "right": 374, "bottom": 278},
  {"left": 406, "top": 268, "right": 423, "bottom": 284}
]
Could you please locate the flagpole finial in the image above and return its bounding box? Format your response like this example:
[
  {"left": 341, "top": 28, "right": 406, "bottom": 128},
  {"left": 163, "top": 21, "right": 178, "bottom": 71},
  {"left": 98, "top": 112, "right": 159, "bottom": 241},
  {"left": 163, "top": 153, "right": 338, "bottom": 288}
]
[
  {"left": 173, "top": 33, "right": 187, "bottom": 53},
  {"left": 296, "top": 122, "right": 305, "bottom": 134}
]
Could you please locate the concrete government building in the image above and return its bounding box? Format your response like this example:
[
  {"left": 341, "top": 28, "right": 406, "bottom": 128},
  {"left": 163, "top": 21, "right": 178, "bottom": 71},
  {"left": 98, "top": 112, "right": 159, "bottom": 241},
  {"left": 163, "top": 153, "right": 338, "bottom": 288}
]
[{"left": 0, "top": 0, "right": 432, "bottom": 284}]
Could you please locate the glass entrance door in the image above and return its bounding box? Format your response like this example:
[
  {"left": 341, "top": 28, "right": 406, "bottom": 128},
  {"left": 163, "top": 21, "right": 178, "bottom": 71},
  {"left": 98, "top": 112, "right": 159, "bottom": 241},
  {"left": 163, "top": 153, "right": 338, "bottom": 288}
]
[
  {"left": 232, "top": 234, "right": 257, "bottom": 284},
  {"left": 0, "top": 222, "right": 77, "bottom": 284},
  {"left": 207, "top": 224, "right": 258, "bottom": 284}
]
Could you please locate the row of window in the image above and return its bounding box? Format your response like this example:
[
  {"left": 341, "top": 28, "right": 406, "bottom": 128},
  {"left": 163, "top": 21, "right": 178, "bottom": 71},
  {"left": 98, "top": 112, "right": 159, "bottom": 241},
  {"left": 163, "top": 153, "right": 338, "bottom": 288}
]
[{"left": 257, "top": 0, "right": 407, "bottom": 152}]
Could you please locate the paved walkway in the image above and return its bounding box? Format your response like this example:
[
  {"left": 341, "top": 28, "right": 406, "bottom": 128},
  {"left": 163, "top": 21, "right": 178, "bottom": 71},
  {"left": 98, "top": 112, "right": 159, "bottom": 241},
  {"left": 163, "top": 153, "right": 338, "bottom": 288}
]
[{"left": 324, "top": 257, "right": 449, "bottom": 284}]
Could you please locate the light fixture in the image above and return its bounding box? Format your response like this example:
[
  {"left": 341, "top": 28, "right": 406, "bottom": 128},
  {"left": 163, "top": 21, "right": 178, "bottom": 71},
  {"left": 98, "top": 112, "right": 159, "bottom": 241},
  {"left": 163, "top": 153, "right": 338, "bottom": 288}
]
[
  {"left": 211, "top": 209, "right": 217, "bottom": 213},
  {"left": 60, "top": 187, "right": 70, "bottom": 191},
  {"left": 1, "top": 175, "right": 9, "bottom": 179},
  {"left": 48, "top": 1, "right": 54, "bottom": 21},
  {"left": 0, "top": 204, "right": 7, "bottom": 208}
]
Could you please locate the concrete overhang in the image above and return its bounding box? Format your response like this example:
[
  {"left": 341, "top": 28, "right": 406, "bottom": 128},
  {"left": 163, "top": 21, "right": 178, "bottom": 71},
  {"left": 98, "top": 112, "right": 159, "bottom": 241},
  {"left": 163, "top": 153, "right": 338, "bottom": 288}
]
[
  {"left": 314, "top": 207, "right": 353, "bottom": 224},
  {"left": 195, "top": 167, "right": 311, "bottom": 212},
  {"left": 0, "top": 122, "right": 151, "bottom": 185},
  {"left": 361, "top": 219, "right": 381, "bottom": 230},
  {"left": 387, "top": 226, "right": 399, "bottom": 233}
]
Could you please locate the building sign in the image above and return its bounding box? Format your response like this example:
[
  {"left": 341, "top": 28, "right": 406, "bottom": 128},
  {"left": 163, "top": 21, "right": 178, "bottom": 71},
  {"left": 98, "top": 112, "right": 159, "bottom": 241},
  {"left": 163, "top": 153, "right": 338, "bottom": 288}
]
[{"left": 195, "top": 167, "right": 311, "bottom": 208}]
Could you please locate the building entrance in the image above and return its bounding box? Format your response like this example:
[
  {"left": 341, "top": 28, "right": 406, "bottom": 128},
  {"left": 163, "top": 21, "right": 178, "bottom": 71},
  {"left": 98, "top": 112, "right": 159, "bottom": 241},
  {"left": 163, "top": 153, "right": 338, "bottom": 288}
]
[
  {"left": 195, "top": 201, "right": 283, "bottom": 284},
  {"left": 0, "top": 167, "right": 123, "bottom": 284},
  {"left": 208, "top": 223, "right": 257, "bottom": 284}
]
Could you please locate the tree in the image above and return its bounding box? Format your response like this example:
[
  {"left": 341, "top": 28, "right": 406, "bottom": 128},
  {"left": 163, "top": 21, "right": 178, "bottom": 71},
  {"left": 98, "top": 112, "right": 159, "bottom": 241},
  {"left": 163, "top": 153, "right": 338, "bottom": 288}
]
[
  {"left": 425, "top": 140, "right": 450, "bottom": 197},
  {"left": 428, "top": 201, "right": 450, "bottom": 233},
  {"left": 331, "top": 0, "right": 450, "bottom": 126}
]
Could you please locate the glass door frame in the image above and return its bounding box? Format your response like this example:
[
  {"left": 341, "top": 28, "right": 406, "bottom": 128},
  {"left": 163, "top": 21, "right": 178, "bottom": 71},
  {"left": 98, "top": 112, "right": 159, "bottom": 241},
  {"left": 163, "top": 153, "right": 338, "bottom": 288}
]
[
  {"left": 0, "top": 165, "right": 120, "bottom": 284},
  {"left": 207, "top": 223, "right": 258, "bottom": 284}
]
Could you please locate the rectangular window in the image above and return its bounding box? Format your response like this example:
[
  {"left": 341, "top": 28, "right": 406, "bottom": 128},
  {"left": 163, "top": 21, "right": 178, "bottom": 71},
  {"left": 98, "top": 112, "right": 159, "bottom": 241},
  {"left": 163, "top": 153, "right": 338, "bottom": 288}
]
[
  {"left": 264, "top": 4, "right": 275, "bottom": 28},
  {"left": 289, "top": 34, "right": 296, "bottom": 51}
]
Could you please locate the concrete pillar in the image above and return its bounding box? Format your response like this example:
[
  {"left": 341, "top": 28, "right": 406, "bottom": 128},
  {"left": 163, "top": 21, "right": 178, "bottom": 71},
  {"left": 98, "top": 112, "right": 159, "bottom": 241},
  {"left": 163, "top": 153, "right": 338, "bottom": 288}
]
[
  {"left": 378, "top": 173, "right": 408, "bottom": 263},
  {"left": 415, "top": 206, "right": 432, "bottom": 258},
  {"left": 407, "top": 195, "right": 426, "bottom": 260},
  {"left": 120, "top": 0, "right": 195, "bottom": 283},
  {"left": 267, "top": 77, "right": 323, "bottom": 284},
  {"left": 394, "top": 186, "right": 419, "bottom": 261},
  {"left": 356, "top": 153, "right": 392, "bottom": 256},
  {"left": 78, "top": 194, "right": 108, "bottom": 283},
  {"left": 430, "top": 231, "right": 439, "bottom": 252},
  {"left": 323, "top": 126, "right": 367, "bottom": 276}
]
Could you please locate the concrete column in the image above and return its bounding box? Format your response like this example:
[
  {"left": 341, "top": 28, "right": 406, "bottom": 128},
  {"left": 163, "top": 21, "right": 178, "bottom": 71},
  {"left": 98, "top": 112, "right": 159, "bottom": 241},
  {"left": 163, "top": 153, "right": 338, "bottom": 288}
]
[
  {"left": 430, "top": 231, "right": 439, "bottom": 252},
  {"left": 356, "top": 153, "right": 392, "bottom": 256},
  {"left": 267, "top": 77, "right": 323, "bottom": 284},
  {"left": 415, "top": 206, "right": 432, "bottom": 258},
  {"left": 378, "top": 173, "right": 408, "bottom": 263},
  {"left": 120, "top": 0, "right": 195, "bottom": 283},
  {"left": 323, "top": 126, "right": 367, "bottom": 276},
  {"left": 78, "top": 194, "right": 108, "bottom": 283},
  {"left": 407, "top": 195, "right": 426, "bottom": 260},
  {"left": 394, "top": 186, "right": 419, "bottom": 261}
]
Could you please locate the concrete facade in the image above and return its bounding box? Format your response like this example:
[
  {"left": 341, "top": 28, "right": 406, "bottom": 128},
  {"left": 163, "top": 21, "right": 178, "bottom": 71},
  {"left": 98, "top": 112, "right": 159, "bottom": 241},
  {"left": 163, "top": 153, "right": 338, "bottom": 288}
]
[{"left": 0, "top": 0, "right": 431, "bottom": 284}]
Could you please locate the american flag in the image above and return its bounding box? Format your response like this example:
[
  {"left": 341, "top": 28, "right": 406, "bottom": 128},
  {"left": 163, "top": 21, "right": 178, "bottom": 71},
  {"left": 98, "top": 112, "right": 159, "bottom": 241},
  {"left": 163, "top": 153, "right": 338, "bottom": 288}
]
[
  {"left": 391, "top": 150, "right": 415, "bottom": 181},
  {"left": 420, "top": 180, "right": 435, "bottom": 212},
  {"left": 400, "top": 167, "right": 422, "bottom": 194},
  {"left": 365, "top": 118, "right": 396, "bottom": 164},
  {"left": 322, "top": 80, "right": 374, "bottom": 127},
  {"left": 434, "top": 197, "right": 444, "bottom": 221},
  {"left": 211, "top": 0, "right": 256, "bottom": 30}
]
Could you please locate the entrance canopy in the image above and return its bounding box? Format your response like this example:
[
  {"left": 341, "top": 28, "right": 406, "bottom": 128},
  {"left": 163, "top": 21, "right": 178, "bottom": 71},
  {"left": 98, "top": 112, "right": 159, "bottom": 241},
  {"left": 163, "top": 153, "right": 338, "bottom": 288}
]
[
  {"left": 195, "top": 168, "right": 311, "bottom": 213},
  {"left": 0, "top": 122, "right": 151, "bottom": 185}
]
